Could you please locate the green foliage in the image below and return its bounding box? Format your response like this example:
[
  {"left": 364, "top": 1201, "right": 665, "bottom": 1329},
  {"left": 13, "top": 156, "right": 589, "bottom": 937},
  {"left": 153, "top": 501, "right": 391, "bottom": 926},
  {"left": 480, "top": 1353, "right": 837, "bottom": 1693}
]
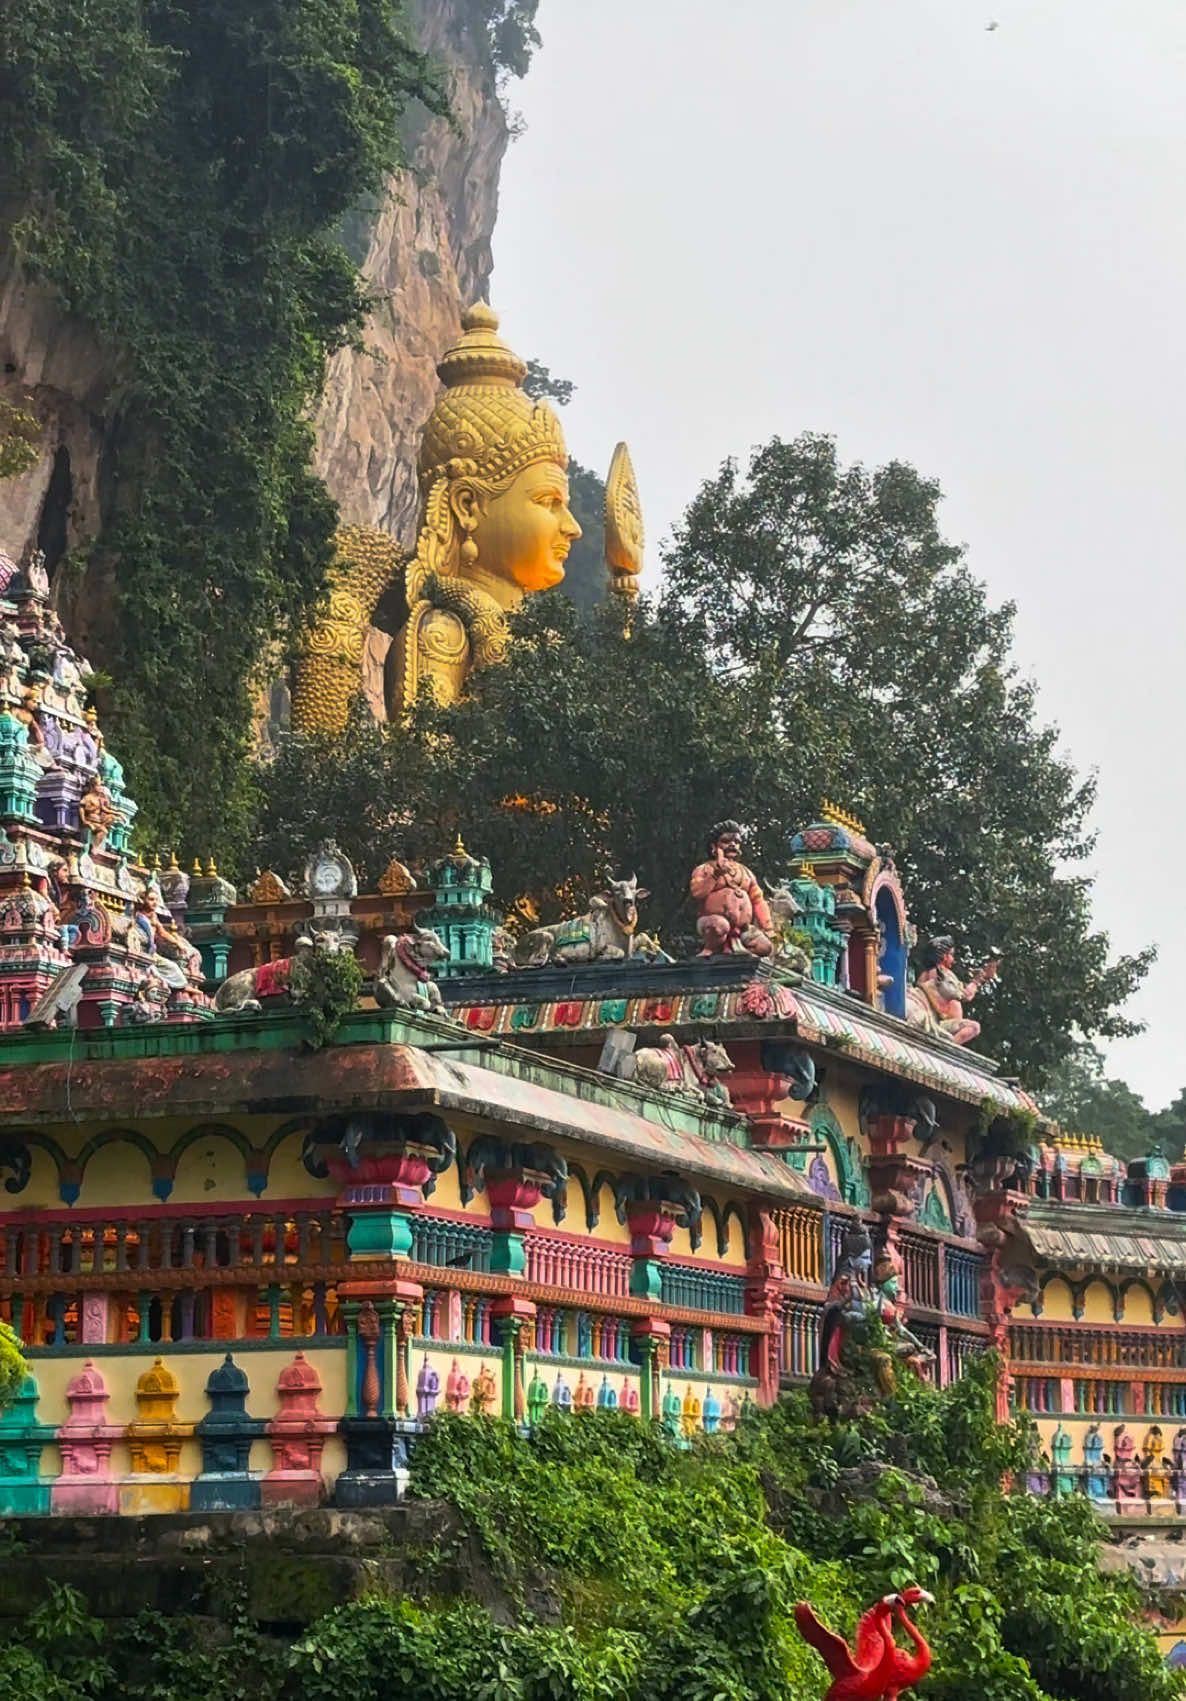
[
  {"left": 0, "top": 0, "right": 445, "bottom": 858},
  {"left": 1040, "top": 1045, "right": 1186, "bottom": 1163},
  {"left": 0, "top": 1318, "right": 28, "bottom": 1412},
  {"left": 0, "top": 397, "right": 41, "bottom": 480},
  {"left": 474, "top": 0, "right": 542, "bottom": 81},
  {"left": 0, "top": 1367, "right": 1179, "bottom": 1698},
  {"left": 289, "top": 942, "right": 364, "bottom": 1047},
  {"left": 251, "top": 434, "right": 1149, "bottom": 1080}
]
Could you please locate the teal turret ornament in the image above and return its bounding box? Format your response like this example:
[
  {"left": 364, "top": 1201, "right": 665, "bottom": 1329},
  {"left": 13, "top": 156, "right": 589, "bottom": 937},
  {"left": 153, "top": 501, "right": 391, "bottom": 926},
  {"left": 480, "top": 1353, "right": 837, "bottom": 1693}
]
[{"left": 420, "top": 835, "right": 498, "bottom": 977}]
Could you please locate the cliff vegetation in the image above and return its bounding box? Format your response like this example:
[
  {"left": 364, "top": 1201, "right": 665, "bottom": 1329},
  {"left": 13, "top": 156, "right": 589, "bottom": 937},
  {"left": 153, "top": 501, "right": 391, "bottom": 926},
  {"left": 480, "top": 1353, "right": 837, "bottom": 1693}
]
[
  {"left": 0, "top": 1360, "right": 1176, "bottom": 1699},
  {"left": 0, "top": 0, "right": 446, "bottom": 853}
]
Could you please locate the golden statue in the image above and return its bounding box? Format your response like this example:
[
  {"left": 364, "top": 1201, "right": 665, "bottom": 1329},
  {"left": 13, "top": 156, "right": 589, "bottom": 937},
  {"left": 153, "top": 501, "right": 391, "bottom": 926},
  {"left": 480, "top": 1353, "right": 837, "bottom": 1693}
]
[{"left": 291, "top": 304, "right": 581, "bottom": 731}]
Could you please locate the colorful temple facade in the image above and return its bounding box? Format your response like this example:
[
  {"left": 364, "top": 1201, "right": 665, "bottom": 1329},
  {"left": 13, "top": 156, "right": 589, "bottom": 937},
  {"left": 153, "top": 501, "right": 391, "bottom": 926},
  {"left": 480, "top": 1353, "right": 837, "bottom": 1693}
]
[{"left": 2, "top": 309, "right": 1185, "bottom": 1656}]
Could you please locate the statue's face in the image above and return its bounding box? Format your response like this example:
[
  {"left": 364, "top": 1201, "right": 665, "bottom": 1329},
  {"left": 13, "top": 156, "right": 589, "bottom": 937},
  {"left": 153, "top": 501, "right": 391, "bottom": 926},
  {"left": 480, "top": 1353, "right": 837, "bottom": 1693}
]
[{"left": 475, "top": 460, "right": 581, "bottom": 593}]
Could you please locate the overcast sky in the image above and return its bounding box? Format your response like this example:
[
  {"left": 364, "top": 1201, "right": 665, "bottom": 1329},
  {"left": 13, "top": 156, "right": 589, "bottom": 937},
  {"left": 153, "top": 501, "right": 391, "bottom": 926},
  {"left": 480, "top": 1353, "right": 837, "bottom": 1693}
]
[{"left": 490, "top": 0, "right": 1186, "bottom": 1108}]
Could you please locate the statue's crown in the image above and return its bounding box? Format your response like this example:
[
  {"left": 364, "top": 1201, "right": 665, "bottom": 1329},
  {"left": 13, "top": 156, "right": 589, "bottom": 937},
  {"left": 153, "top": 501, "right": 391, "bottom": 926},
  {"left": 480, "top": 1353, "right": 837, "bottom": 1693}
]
[{"left": 418, "top": 303, "right": 567, "bottom": 491}]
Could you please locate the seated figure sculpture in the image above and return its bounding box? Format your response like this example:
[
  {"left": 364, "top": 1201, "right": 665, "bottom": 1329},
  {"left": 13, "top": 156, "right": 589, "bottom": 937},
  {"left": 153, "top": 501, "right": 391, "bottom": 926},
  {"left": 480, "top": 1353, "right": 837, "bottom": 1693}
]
[
  {"left": 905, "top": 935, "right": 999, "bottom": 1046},
  {"left": 689, "top": 820, "right": 774, "bottom": 957},
  {"left": 291, "top": 304, "right": 584, "bottom": 727}
]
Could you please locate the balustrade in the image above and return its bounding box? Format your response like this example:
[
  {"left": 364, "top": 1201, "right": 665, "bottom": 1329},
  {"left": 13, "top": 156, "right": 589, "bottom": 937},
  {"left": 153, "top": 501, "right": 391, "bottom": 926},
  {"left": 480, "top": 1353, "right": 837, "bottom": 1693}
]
[
  {"left": 944, "top": 1248, "right": 983, "bottom": 1318},
  {"left": 773, "top": 1207, "right": 823, "bottom": 1286},
  {"left": 410, "top": 1217, "right": 492, "bottom": 1274},
  {"left": 899, "top": 1232, "right": 941, "bottom": 1311},
  {"left": 9, "top": 1280, "right": 341, "bottom": 1348},
  {"left": 781, "top": 1300, "right": 822, "bottom": 1380},
  {"left": 0, "top": 1210, "right": 344, "bottom": 1284},
  {"left": 945, "top": 1331, "right": 984, "bottom": 1383},
  {"left": 522, "top": 1234, "right": 631, "bottom": 1297},
  {"left": 1009, "top": 1323, "right": 1186, "bottom": 1372},
  {"left": 658, "top": 1265, "right": 747, "bottom": 1316}
]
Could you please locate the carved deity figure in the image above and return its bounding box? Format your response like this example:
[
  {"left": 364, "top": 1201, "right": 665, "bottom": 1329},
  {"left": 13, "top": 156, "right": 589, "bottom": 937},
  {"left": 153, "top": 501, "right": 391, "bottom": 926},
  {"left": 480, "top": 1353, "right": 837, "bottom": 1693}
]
[
  {"left": 809, "top": 1227, "right": 876, "bottom": 1418},
  {"left": 870, "top": 1251, "right": 936, "bottom": 1396},
  {"left": 1173, "top": 1428, "right": 1186, "bottom": 1507},
  {"left": 291, "top": 304, "right": 581, "bottom": 729},
  {"left": 660, "top": 1383, "right": 683, "bottom": 1440},
  {"left": 415, "top": 1355, "right": 440, "bottom": 1420},
  {"left": 1113, "top": 1425, "right": 1144, "bottom": 1512},
  {"left": 1083, "top": 1423, "right": 1110, "bottom": 1502},
  {"left": 527, "top": 1369, "right": 550, "bottom": 1427},
  {"left": 444, "top": 1359, "right": 469, "bottom": 1413},
  {"left": 77, "top": 774, "right": 115, "bottom": 854},
  {"left": 689, "top": 820, "right": 774, "bottom": 957},
  {"left": 470, "top": 1362, "right": 496, "bottom": 1415},
  {"left": 1051, "top": 1424, "right": 1075, "bottom": 1497},
  {"left": 134, "top": 888, "right": 202, "bottom": 981},
  {"left": 1145, "top": 1425, "right": 1171, "bottom": 1500},
  {"left": 905, "top": 935, "right": 999, "bottom": 1046}
]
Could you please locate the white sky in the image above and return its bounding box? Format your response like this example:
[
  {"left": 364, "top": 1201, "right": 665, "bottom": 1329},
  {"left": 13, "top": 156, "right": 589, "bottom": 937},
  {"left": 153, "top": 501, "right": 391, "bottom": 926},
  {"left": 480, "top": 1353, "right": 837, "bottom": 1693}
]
[{"left": 490, "top": 0, "right": 1186, "bottom": 1108}]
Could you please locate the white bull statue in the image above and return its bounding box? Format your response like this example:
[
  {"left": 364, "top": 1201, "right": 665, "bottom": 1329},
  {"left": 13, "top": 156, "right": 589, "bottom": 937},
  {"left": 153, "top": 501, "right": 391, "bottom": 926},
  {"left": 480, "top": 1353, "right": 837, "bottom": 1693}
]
[
  {"left": 214, "top": 931, "right": 340, "bottom": 1015},
  {"left": 374, "top": 926, "right": 451, "bottom": 1012},
  {"left": 626, "top": 1035, "right": 735, "bottom": 1108},
  {"left": 524, "top": 875, "right": 650, "bottom": 966}
]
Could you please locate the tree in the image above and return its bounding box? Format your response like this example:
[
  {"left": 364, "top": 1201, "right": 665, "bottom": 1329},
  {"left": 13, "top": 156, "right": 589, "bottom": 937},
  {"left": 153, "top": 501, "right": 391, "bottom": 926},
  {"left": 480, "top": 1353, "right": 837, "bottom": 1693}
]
[
  {"left": 659, "top": 434, "right": 1151, "bottom": 1080},
  {"left": 250, "top": 435, "right": 1149, "bottom": 1085},
  {"left": 1040, "top": 1050, "right": 1186, "bottom": 1163},
  {"left": 0, "top": 1319, "right": 28, "bottom": 1413},
  {"left": 0, "top": 0, "right": 446, "bottom": 857}
]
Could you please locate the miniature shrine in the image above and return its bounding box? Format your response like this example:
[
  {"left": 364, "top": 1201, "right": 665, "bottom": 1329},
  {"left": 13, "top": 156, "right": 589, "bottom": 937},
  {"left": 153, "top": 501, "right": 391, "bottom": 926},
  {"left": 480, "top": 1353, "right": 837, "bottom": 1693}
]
[{"left": 2, "top": 306, "right": 1185, "bottom": 1655}]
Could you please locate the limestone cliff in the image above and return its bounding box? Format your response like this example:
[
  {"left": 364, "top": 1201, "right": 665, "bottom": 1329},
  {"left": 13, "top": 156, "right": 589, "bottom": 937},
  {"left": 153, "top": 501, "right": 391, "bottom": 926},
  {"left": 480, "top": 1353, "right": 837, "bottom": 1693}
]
[
  {"left": 313, "top": 0, "right": 511, "bottom": 716},
  {"left": 0, "top": 0, "right": 509, "bottom": 705}
]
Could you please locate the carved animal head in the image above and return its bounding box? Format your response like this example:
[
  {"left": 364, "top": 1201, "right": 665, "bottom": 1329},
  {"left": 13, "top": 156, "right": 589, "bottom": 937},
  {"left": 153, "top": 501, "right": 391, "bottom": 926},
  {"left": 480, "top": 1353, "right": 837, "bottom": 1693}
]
[
  {"left": 603, "top": 874, "right": 649, "bottom": 930},
  {"left": 695, "top": 1039, "right": 735, "bottom": 1077},
  {"left": 764, "top": 880, "right": 802, "bottom": 922},
  {"left": 381, "top": 927, "right": 449, "bottom": 974}
]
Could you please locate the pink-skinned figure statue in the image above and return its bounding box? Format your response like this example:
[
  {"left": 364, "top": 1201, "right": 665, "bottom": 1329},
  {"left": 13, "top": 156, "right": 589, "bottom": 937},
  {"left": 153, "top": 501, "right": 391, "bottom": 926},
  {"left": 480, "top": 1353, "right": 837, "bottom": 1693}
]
[
  {"left": 689, "top": 819, "right": 774, "bottom": 956},
  {"left": 905, "top": 935, "right": 999, "bottom": 1046}
]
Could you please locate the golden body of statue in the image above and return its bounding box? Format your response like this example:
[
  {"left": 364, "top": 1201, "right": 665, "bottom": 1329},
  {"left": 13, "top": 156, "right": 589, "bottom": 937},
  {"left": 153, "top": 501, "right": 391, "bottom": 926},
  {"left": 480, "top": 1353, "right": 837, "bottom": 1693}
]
[{"left": 291, "top": 304, "right": 581, "bottom": 730}]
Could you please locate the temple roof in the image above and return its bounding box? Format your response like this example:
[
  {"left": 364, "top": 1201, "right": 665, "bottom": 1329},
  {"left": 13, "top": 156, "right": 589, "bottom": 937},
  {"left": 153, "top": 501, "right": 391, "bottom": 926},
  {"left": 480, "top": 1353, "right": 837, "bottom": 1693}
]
[
  {"left": 1021, "top": 1205, "right": 1186, "bottom": 1275},
  {"left": 0, "top": 1008, "right": 814, "bottom": 1204},
  {"left": 443, "top": 958, "right": 1035, "bottom": 1115}
]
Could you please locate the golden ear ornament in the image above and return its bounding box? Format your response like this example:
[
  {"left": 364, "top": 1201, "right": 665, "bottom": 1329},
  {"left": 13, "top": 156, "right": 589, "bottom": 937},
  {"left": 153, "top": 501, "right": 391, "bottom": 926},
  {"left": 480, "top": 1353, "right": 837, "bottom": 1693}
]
[{"left": 604, "top": 440, "right": 645, "bottom": 601}]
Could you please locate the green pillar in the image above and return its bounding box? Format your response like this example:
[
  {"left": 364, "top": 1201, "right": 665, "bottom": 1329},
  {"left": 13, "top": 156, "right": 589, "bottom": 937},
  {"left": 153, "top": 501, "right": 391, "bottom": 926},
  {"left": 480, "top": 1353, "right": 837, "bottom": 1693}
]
[{"left": 347, "top": 1210, "right": 414, "bottom": 1261}]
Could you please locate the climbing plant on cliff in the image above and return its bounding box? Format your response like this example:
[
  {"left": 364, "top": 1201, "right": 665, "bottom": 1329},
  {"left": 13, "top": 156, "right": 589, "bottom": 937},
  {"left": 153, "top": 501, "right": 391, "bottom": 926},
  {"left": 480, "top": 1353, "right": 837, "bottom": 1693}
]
[
  {"left": 0, "top": 0, "right": 445, "bottom": 855},
  {"left": 1, "top": 1364, "right": 1179, "bottom": 1698}
]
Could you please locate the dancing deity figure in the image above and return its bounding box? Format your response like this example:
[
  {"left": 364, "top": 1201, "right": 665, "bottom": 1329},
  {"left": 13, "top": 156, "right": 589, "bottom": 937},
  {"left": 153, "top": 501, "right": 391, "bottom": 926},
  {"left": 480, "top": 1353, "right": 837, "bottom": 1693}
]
[
  {"left": 689, "top": 820, "right": 774, "bottom": 957},
  {"left": 905, "top": 935, "right": 999, "bottom": 1046},
  {"left": 291, "top": 304, "right": 582, "bottom": 728}
]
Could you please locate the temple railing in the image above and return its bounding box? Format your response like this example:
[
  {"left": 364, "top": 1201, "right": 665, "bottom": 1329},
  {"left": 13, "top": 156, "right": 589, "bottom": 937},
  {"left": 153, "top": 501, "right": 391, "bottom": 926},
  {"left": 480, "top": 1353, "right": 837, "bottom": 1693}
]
[
  {"left": 522, "top": 1234, "right": 631, "bottom": 1298},
  {"left": 1, "top": 1209, "right": 346, "bottom": 1283},
  {"left": 1009, "top": 1322, "right": 1186, "bottom": 1371},
  {"left": 944, "top": 1248, "right": 983, "bottom": 1318},
  {"left": 409, "top": 1216, "right": 493, "bottom": 1274},
  {"left": 658, "top": 1265, "right": 747, "bottom": 1316},
  {"left": 945, "top": 1329, "right": 986, "bottom": 1383},
  {"left": 899, "top": 1231, "right": 941, "bottom": 1312},
  {"left": 772, "top": 1207, "right": 823, "bottom": 1287},
  {"left": 10, "top": 1282, "right": 344, "bottom": 1348},
  {"left": 781, "top": 1299, "right": 823, "bottom": 1380}
]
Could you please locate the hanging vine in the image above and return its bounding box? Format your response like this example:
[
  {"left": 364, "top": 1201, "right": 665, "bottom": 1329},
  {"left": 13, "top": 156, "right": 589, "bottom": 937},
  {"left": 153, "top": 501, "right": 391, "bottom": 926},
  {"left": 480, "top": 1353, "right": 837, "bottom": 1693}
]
[{"left": 0, "top": 0, "right": 446, "bottom": 856}]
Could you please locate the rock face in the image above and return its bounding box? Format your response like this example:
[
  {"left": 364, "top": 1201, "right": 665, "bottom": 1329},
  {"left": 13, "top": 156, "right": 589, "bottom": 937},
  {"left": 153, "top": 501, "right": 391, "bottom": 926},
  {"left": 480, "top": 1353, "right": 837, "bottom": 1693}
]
[
  {"left": 312, "top": 0, "right": 511, "bottom": 717},
  {"left": 0, "top": 0, "right": 509, "bottom": 704},
  {"left": 314, "top": 0, "right": 509, "bottom": 542}
]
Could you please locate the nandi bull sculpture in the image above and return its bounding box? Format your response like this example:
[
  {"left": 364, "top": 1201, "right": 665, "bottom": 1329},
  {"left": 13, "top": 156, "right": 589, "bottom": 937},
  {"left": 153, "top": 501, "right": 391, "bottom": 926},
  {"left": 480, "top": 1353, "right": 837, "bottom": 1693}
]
[
  {"left": 374, "top": 926, "right": 451, "bottom": 1012},
  {"left": 523, "top": 874, "right": 650, "bottom": 965},
  {"left": 214, "top": 931, "right": 342, "bottom": 1015}
]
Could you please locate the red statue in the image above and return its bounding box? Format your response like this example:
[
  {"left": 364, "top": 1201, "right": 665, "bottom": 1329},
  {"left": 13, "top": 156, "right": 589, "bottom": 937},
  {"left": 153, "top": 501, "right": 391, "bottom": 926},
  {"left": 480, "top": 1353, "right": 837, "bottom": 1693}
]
[
  {"left": 795, "top": 1586, "right": 933, "bottom": 1701},
  {"left": 689, "top": 819, "right": 774, "bottom": 956}
]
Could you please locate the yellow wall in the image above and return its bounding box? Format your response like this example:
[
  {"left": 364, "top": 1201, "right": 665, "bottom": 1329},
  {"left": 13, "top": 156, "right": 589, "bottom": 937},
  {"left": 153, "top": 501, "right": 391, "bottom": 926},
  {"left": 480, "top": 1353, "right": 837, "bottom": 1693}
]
[
  {"left": 1082, "top": 1281, "right": 1116, "bottom": 1325},
  {"left": 25, "top": 1344, "right": 348, "bottom": 1483}
]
